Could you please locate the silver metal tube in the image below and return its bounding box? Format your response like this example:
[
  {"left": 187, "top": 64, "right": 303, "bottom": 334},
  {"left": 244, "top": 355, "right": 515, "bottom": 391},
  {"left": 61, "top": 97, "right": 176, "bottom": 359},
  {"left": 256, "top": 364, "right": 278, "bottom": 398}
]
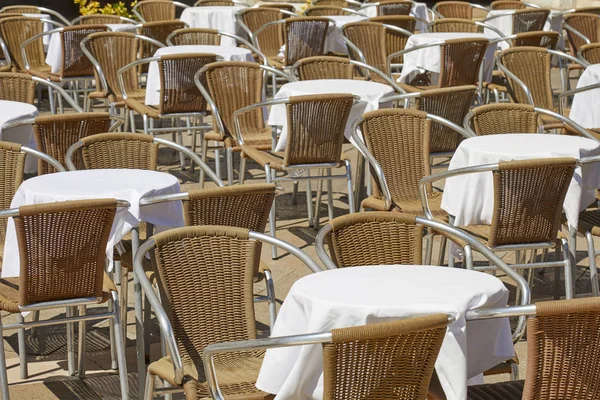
[
  {"left": 248, "top": 231, "right": 325, "bottom": 273},
  {"left": 31, "top": 77, "right": 83, "bottom": 112},
  {"left": 18, "top": 297, "right": 103, "bottom": 312},
  {"left": 2, "top": 312, "right": 115, "bottom": 331},
  {"left": 140, "top": 192, "right": 189, "bottom": 206},
  {"left": 21, "top": 146, "right": 66, "bottom": 172},
  {"left": 65, "top": 141, "right": 83, "bottom": 171}
]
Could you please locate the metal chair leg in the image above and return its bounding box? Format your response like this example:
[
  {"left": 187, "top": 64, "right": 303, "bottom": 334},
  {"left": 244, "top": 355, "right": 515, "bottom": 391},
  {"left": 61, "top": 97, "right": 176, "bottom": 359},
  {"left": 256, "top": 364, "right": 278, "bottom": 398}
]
[
  {"left": 437, "top": 236, "right": 447, "bottom": 266},
  {"left": 586, "top": 231, "right": 600, "bottom": 297},
  {"left": 240, "top": 156, "right": 247, "bottom": 185},
  {"left": 326, "top": 170, "right": 334, "bottom": 221},
  {"left": 78, "top": 305, "right": 87, "bottom": 378},
  {"left": 108, "top": 299, "right": 118, "bottom": 370},
  {"left": 111, "top": 292, "right": 130, "bottom": 400},
  {"left": 264, "top": 269, "right": 277, "bottom": 332},
  {"left": 266, "top": 165, "right": 278, "bottom": 259},
  {"left": 66, "top": 307, "right": 76, "bottom": 376},
  {"left": 144, "top": 371, "right": 155, "bottom": 400},
  {"left": 306, "top": 174, "right": 313, "bottom": 228},
  {"left": 345, "top": 160, "right": 355, "bottom": 214},
  {"left": 313, "top": 174, "right": 323, "bottom": 229},
  {"left": 17, "top": 315, "right": 27, "bottom": 379},
  {"left": 0, "top": 317, "right": 10, "bottom": 400},
  {"left": 562, "top": 238, "right": 574, "bottom": 299},
  {"left": 226, "top": 147, "right": 234, "bottom": 185},
  {"left": 48, "top": 87, "right": 55, "bottom": 114},
  {"left": 292, "top": 181, "right": 298, "bottom": 205}
]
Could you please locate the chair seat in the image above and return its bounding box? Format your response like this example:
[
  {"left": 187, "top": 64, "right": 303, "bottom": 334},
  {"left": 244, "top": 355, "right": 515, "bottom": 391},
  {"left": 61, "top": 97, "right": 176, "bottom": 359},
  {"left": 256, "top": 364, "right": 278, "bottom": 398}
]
[
  {"left": 148, "top": 354, "right": 272, "bottom": 400},
  {"left": 579, "top": 208, "right": 600, "bottom": 237},
  {"left": 467, "top": 379, "right": 524, "bottom": 400},
  {"left": 0, "top": 273, "right": 116, "bottom": 314},
  {"left": 205, "top": 128, "right": 272, "bottom": 152},
  {"left": 361, "top": 192, "right": 448, "bottom": 221},
  {"left": 241, "top": 144, "right": 341, "bottom": 171},
  {"left": 125, "top": 98, "right": 161, "bottom": 119},
  {"left": 28, "top": 66, "right": 61, "bottom": 82},
  {"left": 267, "top": 56, "right": 284, "bottom": 69}
]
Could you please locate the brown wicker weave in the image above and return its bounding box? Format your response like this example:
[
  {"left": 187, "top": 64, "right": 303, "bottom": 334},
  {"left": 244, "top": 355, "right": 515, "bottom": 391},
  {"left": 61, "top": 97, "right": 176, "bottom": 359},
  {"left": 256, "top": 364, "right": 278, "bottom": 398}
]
[
  {"left": 512, "top": 9, "right": 550, "bottom": 34},
  {"left": 76, "top": 14, "right": 130, "bottom": 24},
  {"left": 377, "top": 0, "right": 413, "bottom": 16},
  {"left": 573, "top": 7, "right": 600, "bottom": 15},
  {"left": 414, "top": 85, "right": 476, "bottom": 154},
  {"left": 323, "top": 315, "right": 448, "bottom": 400},
  {"left": 33, "top": 113, "right": 111, "bottom": 175},
  {"left": 434, "top": 1, "right": 473, "bottom": 19},
  {"left": 294, "top": 56, "right": 355, "bottom": 80},
  {"left": 283, "top": 17, "right": 330, "bottom": 66},
  {"left": 0, "top": 72, "right": 35, "bottom": 103},
  {"left": 470, "top": 103, "right": 540, "bottom": 135},
  {"left": 59, "top": 25, "right": 108, "bottom": 78},
  {"left": 437, "top": 38, "right": 488, "bottom": 88},
  {"left": 468, "top": 297, "right": 600, "bottom": 400},
  {"left": 0, "top": 6, "right": 40, "bottom": 14},
  {"left": 579, "top": 42, "right": 600, "bottom": 64},
  {"left": 370, "top": 15, "right": 416, "bottom": 63},
  {"left": 304, "top": 6, "right": 352, "bottom": 16},
  {"left": 313, "top": 0, "right": 353, "bottom": 7},
  {"left": 498, "top": 46, "right": 554, "bottom": 109},
  {"left": 194, "top": 0, "right": 236, "bottom": 5},
  {"left": 564, "top": 13, "right": 599, "bottom": 56},
  {"left": 460, "top": 158, "right": 575, "bottom": 248},
  {"left": 0, "top": 17, "right": 47, "bottom": 73},
  {"left": 513, "top": 30, "right": 559, "bottom": 48},
  {"left": 146, "top": 226, "right": 270, "bottom": 400},
  {"left": 429, "top": 18, "right": 480, "bottom": 33},
  {"left": 78, "top": 132, "right": 159, "bottom": 170},
  {"left": 324, "top": 212, "right": 425, "bottom": 267},
  {"left": 237, "top": 8, "right": 285, "bottom": 60},
  {"left": 138, "top": 21, "right": 187, "bottom": 71},
  {"left": 490, "top": 0, "right": 525, "bottom": 10},
  {"left": 258, "top": 3, "right": 296, "bottom": 13},
  {"left": 243, "top": 94, "right": 353, "bottom": 169},
  {"left": 359, "top": 109, "right": 446, "bottom": 217},
  {"left": 136, "top": 0, "right": 177, "bottom": 22},
  {"left": 167, "top": 27, "right": 221, "bottom": 45},
  {"left": 342, "top": 21, "right": 389, "bottom": 76},
  {"left": 0, "top": 141, "right": 26, "bottom": 250}
]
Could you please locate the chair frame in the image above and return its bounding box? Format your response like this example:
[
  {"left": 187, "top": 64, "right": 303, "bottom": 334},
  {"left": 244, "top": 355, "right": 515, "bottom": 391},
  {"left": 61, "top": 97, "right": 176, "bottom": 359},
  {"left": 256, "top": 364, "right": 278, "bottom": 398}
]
[
  {"left": 132, "top": 0, "right": 191, "bottom": 23},
  {"left": 419, "top": 161, "right": 575, "bottom": 300},
  {"left": 134, "top": 228, "right": 324, "bottom": 398}
]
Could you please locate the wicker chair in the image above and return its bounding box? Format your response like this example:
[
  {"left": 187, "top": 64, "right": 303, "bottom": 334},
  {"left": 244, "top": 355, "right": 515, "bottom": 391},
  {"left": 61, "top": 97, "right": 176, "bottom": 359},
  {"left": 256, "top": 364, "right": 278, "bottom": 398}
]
[
  {"left": 421, "top": 158, "right": 576, "bottom": 298},
  {"left": 564, "top": 13, "right": 599, "bottom": 64},
  {"left": 0, "top": 199, "right": 129, "bottom": 400},
  {"left": 0, "top": 17, "right": 48, "bottom": 73},
  {"left": 369, "top": 15, "right": 416, "bottom": 63},
  {"left": 313, "top": 0, "right": 361, "bottom": 8},
  {"left": 579, "top": 42, "right": 600, "bottom": 64},
  {"left": 238, "top": 94, "right": 356, "bottom": 258},
  {"left": 490, "top": 0, "right": 526, "bottom": 10},
  {"left": 303, "top": 6, "right": 358, "bottom": 16},
  {"left": 507, "top": 8, "right": 550, "bottom": 34},
  {"left": 429, "top": 18, "right": 480, "bottom": 32},
  {"left": 135, "top": 225, "right": 322, "bottom": 399},
  {"left": 0, "top": 5, "right": 70, "bottom": 26},
  {"left": 166, "top": 27, "right": 222, "bottom": 45},
  {"left": 376, "top": 0, "right": 413, "bottom": 16},
  {"left": 258, "top": 3, "right": 298, "bottom": 12},
  {"left": 133, "top": 0, "right": 190, "bottom": 22},
  {"left": 512, "top": 30, "right": 559, "bottom": 47},
  {"left": 72, "top": 14, "right": 137, "bottom": 25},
  {"left": 467, "top": 297, "right": 600, "bottom": 399},
  {"left": 203, "top": 315, "right": 448, "bottom": 400},
  {"left": 0, "top": 72, "right": 35, "bottom": 103},
  {"left": 137, "top": 21, "right": 188, "bottom": 68},
  {"left": 195, "top": 0, "right": 236, "bottom": 5},
  {"left": 466, "top": 103, "right": 540, "bottom": 135},
  {"left": 433, "top": 1, "right": 489, "bottom": 19},
  {"left": 573, "top": 7, "right": 600, "bottom": 15}
]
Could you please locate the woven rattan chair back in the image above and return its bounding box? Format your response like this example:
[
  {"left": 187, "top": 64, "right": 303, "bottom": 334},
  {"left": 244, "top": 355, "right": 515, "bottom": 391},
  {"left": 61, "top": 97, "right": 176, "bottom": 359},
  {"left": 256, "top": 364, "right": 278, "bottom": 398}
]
[
  {"left": 77, "top": 14, "right": 129, "bottom": 24},
  {"left": 79, "top": 132, "right": 159, "bottom": 170},
  {"left": 343, "top": 21, "right": 388, "bottom": 74},
  {"left": 157, "top": 53, "right": 217, "bottom": 114},
  {"left": 0, "top": 141, "right": 26, "bottom": 247},
  {"left": 201, "top": 61, "right": 265, "bottom": 141},
  {"left": 0, "top": 6, "right": 39, "bottom": 13},
  {"left": 295, "top": 56, "right": 355, "bottom": 80},
  {"left": 414, "top": 85, "right": 476, "bottom": 153},
  {"left": 239, "top": 8, "right": 284, "bottom": 57},
  {"left": 360, "top": 109, "right": 432, "bottom": 202},
  {"left": 138, "top": 21, "right": 187, "bottom": 70},
  {"left": 33, "top": 112, "right": 111, "bottom": 175},
  {"left": 489, "top": 158, "right": 575, "bottom": 247},
  {"left": 435, "top": 1, "right": 473, "bottom": 19},
  {"left": 377, "top": 0, "right": 413, "bottom": 16},
  {"left": 305, "top": 6, "right": 351, "bottom": 16},
  {"left": 429, "top": 18, "right": 479, "bottom": 33},
  {"left": 284, "top": 17, "right": 330, "bottom": 66},
  {"left": 512, "top": 9, "right": 550, "bottom": 34},
  {"left": 491, "top": 0, "right": 526, "bottom": 10},
  {"left": 564, "top": 13, "right": 599, "bottom": 56},
  {"left": 513, "top": 31, "right": 559, "bottom": 48},
  {"left": 137, "top": 0, "right": 177, "bottom": 22},
  {"left": 0, "top": 72, "right": 35, "bottom": 103},
  {"left": 370, "top": 15, "right": 415, "bottom": 64},
  {"left": 168, "top": 27, "right": 221, "bottom": 45},
  {"left": 14, "top": 199, "right": 117, "bottom": 306},
  {"left": 0, "top": 17, "right": 44, "bottom": 72},
  {"left": 314, "top": 0, "right": 351, "bottom": 7},
  {"left": 195, "top": 0, "right": 236, "bottom": 5},
  {"left": 498, "top": 46, "right": 553, "bottom": 109},
  {"left": 258, "top": 3, "right": 296, "bottom": 13},
  {"left": 0, "top": 10, "right": 30, "bottom": 67},
  {"left": 471, "top": 103, "right": 539, "bottom": 135},
  {"left": 438, "top": 38, "right": 488, "bottom": 87},
  {"left": 84, "top": 32, "right": 139, "bottom": 97},
  {"left": 521, "top": 297, "right": 600, "bottom": 400},
  {"left": 151, "top": 225, "right": 260, "bottom": 371},
  {"left": 323, "top": 315, "right": 448, "bottom": 400},
  {"left": 574, "top": 7, "right": 600, "bottom": 15},
  {"left": 284, "top": 94, "right": 353, "bottom": 166},
  {"left": 60, "top": 25, "right": 108, "bottom": 78},
  {"left": 325, "top": 212, "right": 424, "bottom": 267},
  {"left": 579, "top": 43, "right": 600, "bottom": 64}
]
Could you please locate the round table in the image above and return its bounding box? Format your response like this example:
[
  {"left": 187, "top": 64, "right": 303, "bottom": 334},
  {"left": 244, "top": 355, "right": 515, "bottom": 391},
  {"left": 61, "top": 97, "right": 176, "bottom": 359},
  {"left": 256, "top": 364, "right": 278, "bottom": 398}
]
[
  {"left": 324, "top": 15, "right": 366, "bottom": 54},
  {"left": 256, "top": 265, "right": 513, "bottom": 400},
  {"left": 145, "top": 45, "right": 254, "bottom": 106},
  {"left": 2, "top": 169, "right": 185, "bottom": 278},
  {"left": 179, "top": 6, "right": 246, "bottom": 47},
  {"left": 441, "top": 134, "right": 600, "bottom": 229},
  {"left": 570, "top": 64, "right": 600, "bottom": 130},
  {"left": 268, "top": 79, "right": 395, "bottom": 150},
  {"left": 0, "top": 100, "right": 38, "bottom": 174},
  {"left": 398, "top": 32, "right": 499, "bottom": 85}
]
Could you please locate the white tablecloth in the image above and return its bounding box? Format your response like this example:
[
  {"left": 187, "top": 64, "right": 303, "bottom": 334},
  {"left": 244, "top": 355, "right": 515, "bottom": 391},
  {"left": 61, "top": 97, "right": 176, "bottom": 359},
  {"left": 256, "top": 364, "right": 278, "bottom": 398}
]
[
  {"left": 398, "top": 32, "right": 498, "bottom": 84},
  {"left": 1, "top": 169, "right": 185, "bottom": 278},
  {"left": 570, "top": 64, "right": 600, "bottom": 129},
  {"left": 441, "top": 134, "right": 600, "bottom": 229},
  {"left": 359, "top": 1, "right": 430, "bottom": 32},
  {"left": 144, "top": 45, "right": 254, "bottom": 106},
  {"left": 484, "top": 9, "right": 564, "bottom": 51},
  {"left": 180, "top": 6, "right": 246, "bottom": 46},
  {"left": 256, "top": 265, "right": 513, "bottom": 400},
  {"left": 268, "top": 79, "right": 394, "bottom": 151},
  {"left": 0, "top": 100, "right": 38, "bottom": 174},
  {"left": 324, "top": 15, "right": 366, "bottom": 54}
]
